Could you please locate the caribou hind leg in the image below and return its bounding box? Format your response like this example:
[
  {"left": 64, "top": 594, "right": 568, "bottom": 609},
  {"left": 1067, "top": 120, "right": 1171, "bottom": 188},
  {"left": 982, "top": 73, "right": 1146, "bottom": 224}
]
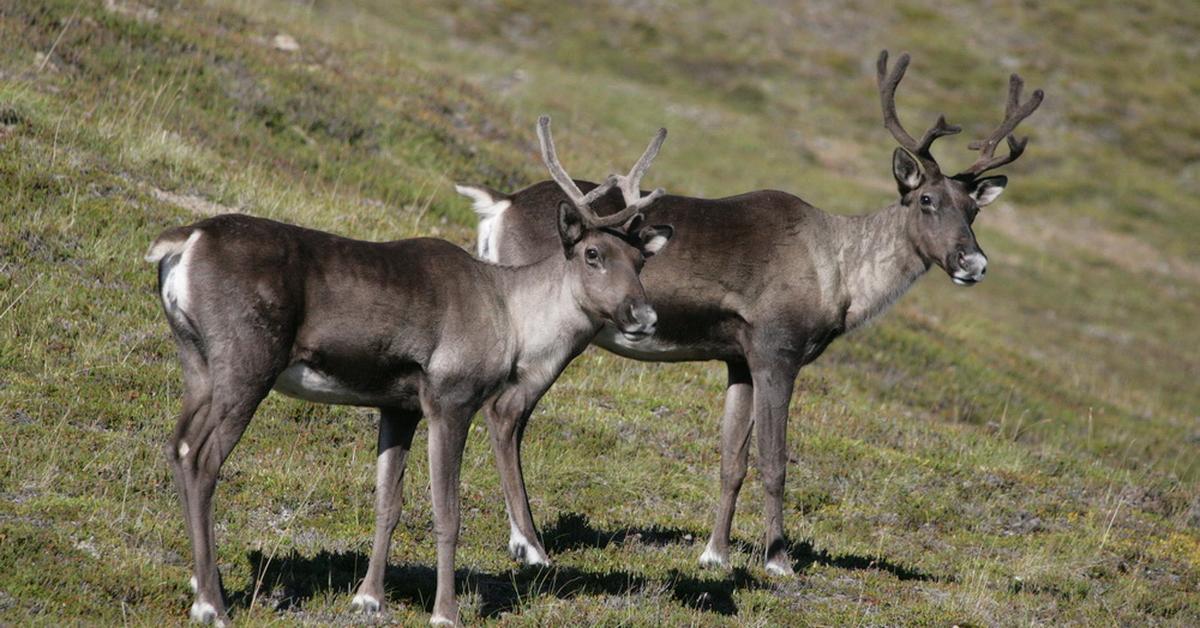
[
  {"left": 353, "top": 407, "right": 420, "bottom": 613},
  {"left": 165, "top": 337, "right": 211, "bottom": 599},
  {"left": 170, "top": 364, "right": 278, "bottom": 624},
  {"left": 700, "top": 361, "right": 754, "bottom": 568}
]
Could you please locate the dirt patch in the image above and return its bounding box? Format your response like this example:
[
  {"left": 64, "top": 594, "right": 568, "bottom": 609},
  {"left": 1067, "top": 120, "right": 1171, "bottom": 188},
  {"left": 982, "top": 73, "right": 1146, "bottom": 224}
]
[{"left": 149, "top": 186, "right": 238, "bottom": 217}]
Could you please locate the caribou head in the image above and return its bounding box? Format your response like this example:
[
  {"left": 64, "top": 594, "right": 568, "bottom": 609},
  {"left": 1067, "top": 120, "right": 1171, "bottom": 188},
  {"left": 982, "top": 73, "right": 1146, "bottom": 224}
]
[
  {"left": 877, "top": 50, "right": 1043, "bottom": 286},
  {"left": 537, "top": 115, "right": 673, "bottom": 340}
]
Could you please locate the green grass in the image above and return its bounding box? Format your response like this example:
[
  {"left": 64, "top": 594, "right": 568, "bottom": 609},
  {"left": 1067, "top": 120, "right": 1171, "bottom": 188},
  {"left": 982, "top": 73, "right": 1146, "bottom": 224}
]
[{"left": 1, "top": 0, "right": 1197, "bottom": 624}]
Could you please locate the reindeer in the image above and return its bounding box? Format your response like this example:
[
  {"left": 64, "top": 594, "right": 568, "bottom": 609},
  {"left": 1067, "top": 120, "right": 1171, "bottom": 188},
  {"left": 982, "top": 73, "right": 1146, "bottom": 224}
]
[
  {"left": 457, "top": 51, "right": 1042, "bottom": 576},
  {"left": 145, "top": 117, "right": 673, "bottom": 626}
]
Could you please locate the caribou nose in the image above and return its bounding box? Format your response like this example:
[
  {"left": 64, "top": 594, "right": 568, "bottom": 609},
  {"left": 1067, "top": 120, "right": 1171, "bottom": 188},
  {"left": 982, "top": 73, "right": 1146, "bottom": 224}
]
[
  {"left": 952, "top": 250, "right": 988, "bottom": 285},
  {"left": 632, "top": 303, "right": 657, "bottom": 329}
]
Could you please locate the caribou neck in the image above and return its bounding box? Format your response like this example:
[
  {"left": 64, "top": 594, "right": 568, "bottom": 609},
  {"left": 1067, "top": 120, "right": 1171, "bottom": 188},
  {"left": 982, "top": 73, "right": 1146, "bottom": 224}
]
[
  {"left": 493, "top": 255, "right": 595, "bottom": 375},
  {"left": 835, "top": 202, "right": 930, "bottom": 331}
]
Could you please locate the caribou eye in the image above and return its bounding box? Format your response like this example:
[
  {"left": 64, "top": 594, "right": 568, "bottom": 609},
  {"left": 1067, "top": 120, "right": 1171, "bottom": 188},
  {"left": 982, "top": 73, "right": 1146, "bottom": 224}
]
[
  {"left": 584, "top": 247, "right": 600, "bottom": 264},
  {"left": 920, "top": 194, "right": 933, "bottom": 206}
]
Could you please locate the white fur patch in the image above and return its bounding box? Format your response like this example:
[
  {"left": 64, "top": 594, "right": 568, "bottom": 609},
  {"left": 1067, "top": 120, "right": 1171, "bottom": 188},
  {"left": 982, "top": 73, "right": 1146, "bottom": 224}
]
[
  {"left": 430, "top": 614, "right": 455, "bottom": 626},
  {"left": 508, "top": 521, "right": 549, "bottom": 566},
  {"left": 456, "top": 184, "right": 510, "bottom": 262},
  {"left": 189, "top": 600, "right": 220, "bottom": 625},
  {"left": 160, "top": 230, "right": 202, "bottom": 317},
  {"left": 698, "top": 540, "right": 728, "bottom": 568},
  {"left": 351, "top": 593, "right": 380, "bottom": 613},
  {"left": 178, "top": 441, "right": 190, "bottom": 458},
  {"left": 274, "top": 364, "right": 379, "bottom": 405},
  {"left": 593, "top": 325, "right": 702, "bottom": 362},
  {"left": 971, "top": 177, "right": 1007, "bottom": 206},
  {"left": 765, "top": 559, "right": 794, "bottom": 576},
  {"left": 189, "top": 576, "right": 197, "bottom": 592},
  {"left": 641, "top": 234, "right": 669, "bottom": 256}
]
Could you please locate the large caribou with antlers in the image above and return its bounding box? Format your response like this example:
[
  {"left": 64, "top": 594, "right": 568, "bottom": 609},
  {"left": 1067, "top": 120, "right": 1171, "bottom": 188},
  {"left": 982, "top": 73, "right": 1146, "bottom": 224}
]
[
  {"left": 146, "top": 118, "right": 672, "bottom": 625},
  {"left": 458, "top": 51, "right": 1043, "bottom": 575}
]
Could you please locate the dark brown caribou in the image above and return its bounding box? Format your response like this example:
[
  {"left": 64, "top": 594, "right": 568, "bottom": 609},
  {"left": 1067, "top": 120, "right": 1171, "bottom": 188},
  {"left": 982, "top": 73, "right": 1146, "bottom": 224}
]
[
  {"left": 145, "top": 117, "right": 672, "bottom": 626},
  {"left": 457, "top": 51, "right": 1043, "bottom": 576}
]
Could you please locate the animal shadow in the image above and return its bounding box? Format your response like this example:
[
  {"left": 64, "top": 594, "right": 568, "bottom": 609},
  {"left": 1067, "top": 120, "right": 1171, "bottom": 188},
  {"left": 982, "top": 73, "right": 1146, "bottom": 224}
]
[
  {"left": 233, "top": 546, "right": 763, "bottom": 618},
  {"left": 543, "top": 511, "right": 935, "bottom": 583},
  {"left": 231, "top": 512, "right": 934, "bottom": 620}
]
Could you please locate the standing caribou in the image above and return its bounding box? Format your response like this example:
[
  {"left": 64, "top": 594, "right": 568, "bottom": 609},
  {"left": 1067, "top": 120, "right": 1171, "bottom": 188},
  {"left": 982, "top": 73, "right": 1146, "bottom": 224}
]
[
  {"left": 146, "top": 117, "right": 672, "bottom": 626},
  {"left": 458, "top": 51, "right": 1043, "bottom": 576}
]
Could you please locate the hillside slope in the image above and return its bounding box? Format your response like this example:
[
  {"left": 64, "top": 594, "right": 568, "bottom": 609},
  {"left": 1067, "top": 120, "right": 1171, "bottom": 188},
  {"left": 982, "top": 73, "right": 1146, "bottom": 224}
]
[{"left": 1, "top": 0, "right": 1197, "bottom": 624}]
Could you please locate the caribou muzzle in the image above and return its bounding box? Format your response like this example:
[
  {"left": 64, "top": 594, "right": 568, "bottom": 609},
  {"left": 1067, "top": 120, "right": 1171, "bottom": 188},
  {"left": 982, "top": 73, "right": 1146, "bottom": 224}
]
[
  {"left": 950, "top": 249, "right": 988, "bottom": 285},
  {"left": 616, "top": 300, "right": 658, "bottom": 340}
]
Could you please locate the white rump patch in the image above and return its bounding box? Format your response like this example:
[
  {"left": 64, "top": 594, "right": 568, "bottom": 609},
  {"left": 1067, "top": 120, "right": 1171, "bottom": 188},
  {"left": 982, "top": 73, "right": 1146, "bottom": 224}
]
[
  {"left": 159, "top": 230, "right": 202, "bottom": 318},
  {"left": 456, "top": 184, "right": 510, "bottom": 262}
]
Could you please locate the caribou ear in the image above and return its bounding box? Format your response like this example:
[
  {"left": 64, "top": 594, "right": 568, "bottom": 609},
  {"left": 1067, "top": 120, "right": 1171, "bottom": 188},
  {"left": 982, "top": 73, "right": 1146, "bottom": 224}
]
[
  {"left": 969, "top": 175, "right": 1007, "bottom": 207},
  {"left": 557, "top": 201, "right": 585, "bottom": 257},
  {"left": 637, "top": 224, "right": 674, "bottom": 258},
  {"left": 892, "top": 147, "right": 923, "bottom": 194}
]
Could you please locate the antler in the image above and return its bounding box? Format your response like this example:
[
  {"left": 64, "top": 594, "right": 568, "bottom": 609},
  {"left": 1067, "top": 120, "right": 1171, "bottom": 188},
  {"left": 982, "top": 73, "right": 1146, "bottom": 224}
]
[
  {"left": 612, "top": 127, "right": 667, "bottom": 215},
  {"left": 537, "top": 115, "right": 666, "bottom": 229},
  {"left": 956, "top": 73, "right": 1044, "bottom": 178},
  {"left": 876, "top": 50, "right": 962, "bottom": 177}
]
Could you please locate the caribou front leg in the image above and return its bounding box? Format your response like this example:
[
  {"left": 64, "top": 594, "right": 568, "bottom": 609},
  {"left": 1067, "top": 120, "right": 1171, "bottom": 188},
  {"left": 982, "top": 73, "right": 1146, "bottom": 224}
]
[
  {"left": 484, "top": 385, "right": 552, "bottom": 566},
  {"left": 353, "top": 407, "right": 420, "bottom": 613},
  {"left": 425, "top": 400, "right": 475, "bottom": 626},
  {"left": 751, "top": 359, "right": 799, "bottom": 576},
  {"left": 700, "top": 361, "right": 753, "bottom": 568}
]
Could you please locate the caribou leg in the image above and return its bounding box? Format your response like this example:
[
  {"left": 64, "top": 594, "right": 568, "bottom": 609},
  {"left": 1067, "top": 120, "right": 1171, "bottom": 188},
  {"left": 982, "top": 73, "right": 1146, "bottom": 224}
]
[
  {"left": 173, "top": 376, "right": 276, "bottom": 624},
  {"left": 425, "top": 400, "right": 474, "bottom": 626},
  {"left": 700, "top": 360, "right": 754, "bottom": 568},
  {"left": 484, "top": 385, "right": 551, "bottom": 566},
  {"left": 353, "top": 407, "right": 420, "bottom": 613},
  {"left": 750, "top": 358, "right": 799, "bottom": 576}
]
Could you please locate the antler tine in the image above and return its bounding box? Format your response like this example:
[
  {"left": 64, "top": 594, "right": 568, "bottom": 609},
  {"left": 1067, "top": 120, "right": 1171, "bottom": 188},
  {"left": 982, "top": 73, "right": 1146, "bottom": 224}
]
[
  {"left": 958, "top": 73, "right": 1044, "bottom": 178},
  {"left": 536, "top": 116, "right": 588, "bottom": 207},
  {"left": 587, "top": 127, "right": 669, "bottom": 229},
  {"left": 616, "top": 127, "right": 667, "bottom": 205},
  {"left": 537, "top": 115, "right": 667, "bottom": 229},
  {"left": 876, "top": 50, "right": 961, "bottom": 176}
]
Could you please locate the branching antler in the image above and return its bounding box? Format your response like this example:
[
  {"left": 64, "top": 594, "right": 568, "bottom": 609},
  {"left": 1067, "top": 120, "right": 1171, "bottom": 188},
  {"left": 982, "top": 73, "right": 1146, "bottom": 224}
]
[
  {"left": 956, "top": 73, "right": 1044, "bottom": 178},
  {"left": 612, "top": 127, "right": 667, "bottom": 215},
  {"left": 877, "top": 50, "right": 961, "bottom": 177},
  {"left": 537, "top": 115, "right": 666, "bottom": 229}
]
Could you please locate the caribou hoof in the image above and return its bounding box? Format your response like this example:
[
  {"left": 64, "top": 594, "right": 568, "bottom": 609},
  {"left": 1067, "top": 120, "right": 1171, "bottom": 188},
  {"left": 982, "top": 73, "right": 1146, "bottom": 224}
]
[
  {"left": 189, "top": 601, "right": 224, "bottom": 626},
  {"left": 351, "top": 593, "right": 381, "bottom": 613},
  {"left": 765, "top": 558, "right": 795, "bottom": 577},
  {"left": 509, "top": 536, "right": 550, "bottom": 567},
  {"left": 698, "top": 543, "right": 729, "bottom": 569}
]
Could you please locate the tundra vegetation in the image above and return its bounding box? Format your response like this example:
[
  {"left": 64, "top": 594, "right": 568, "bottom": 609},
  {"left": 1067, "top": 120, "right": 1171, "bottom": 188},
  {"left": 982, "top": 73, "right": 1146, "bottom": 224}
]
[{"left": 1, "top": 0, "right": 1198, "bottom": 625}]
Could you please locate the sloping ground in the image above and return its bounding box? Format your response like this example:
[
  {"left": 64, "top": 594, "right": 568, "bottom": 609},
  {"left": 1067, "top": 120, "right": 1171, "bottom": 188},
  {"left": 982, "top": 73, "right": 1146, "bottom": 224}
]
[{"left": 0, "top": 0, "right": 1196, "bottom": 624}]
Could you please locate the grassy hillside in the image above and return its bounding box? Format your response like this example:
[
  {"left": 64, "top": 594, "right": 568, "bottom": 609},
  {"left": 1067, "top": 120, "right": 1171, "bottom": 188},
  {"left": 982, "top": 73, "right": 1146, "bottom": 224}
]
[{"left": 1, "top": 0, "right": 1197, "bottom": 624}]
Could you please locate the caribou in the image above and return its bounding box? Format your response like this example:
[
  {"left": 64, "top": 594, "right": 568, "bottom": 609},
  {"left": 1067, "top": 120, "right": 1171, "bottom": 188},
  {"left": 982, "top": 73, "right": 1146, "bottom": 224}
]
[
  {"left": 145, "top": 117, "right": 673, "bottom": 626},
  {"left": 457, "top": 51, "right": 1043, "bottom": 576}
]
